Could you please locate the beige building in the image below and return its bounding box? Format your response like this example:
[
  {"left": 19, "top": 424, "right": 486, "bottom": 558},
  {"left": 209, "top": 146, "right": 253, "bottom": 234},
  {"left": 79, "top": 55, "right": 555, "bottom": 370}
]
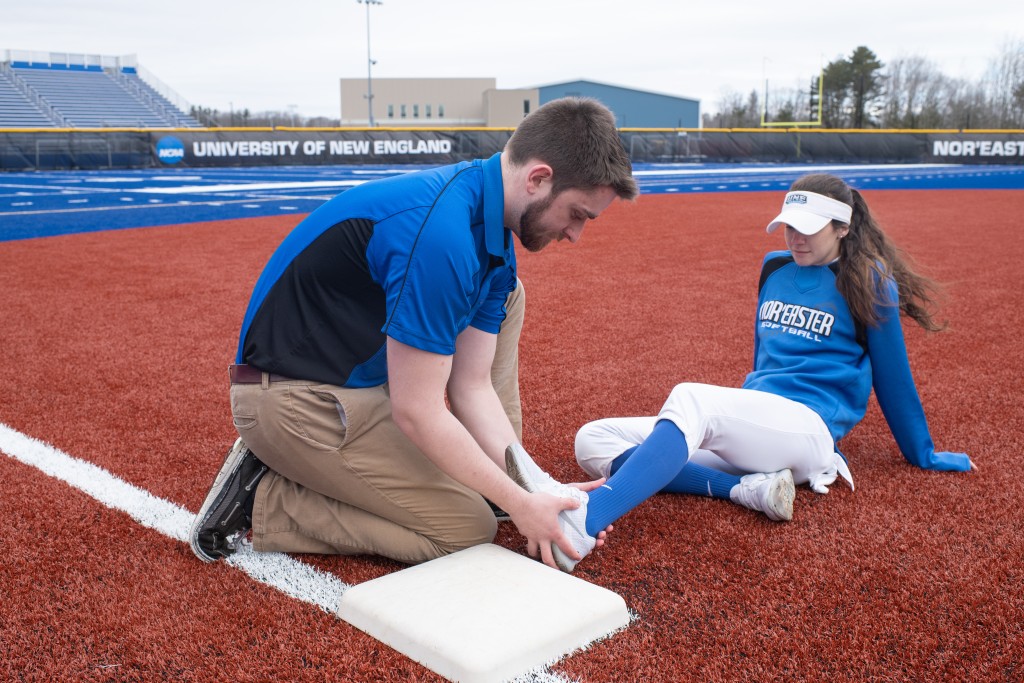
[{"left": 339, "top": 77, "right": 538, "bottom": 127}]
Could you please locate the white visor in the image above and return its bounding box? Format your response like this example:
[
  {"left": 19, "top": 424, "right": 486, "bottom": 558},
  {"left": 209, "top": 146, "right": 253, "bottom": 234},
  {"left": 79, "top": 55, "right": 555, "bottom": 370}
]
[{"left": 766, "top": 191, "right": 853, "bottom": 235}]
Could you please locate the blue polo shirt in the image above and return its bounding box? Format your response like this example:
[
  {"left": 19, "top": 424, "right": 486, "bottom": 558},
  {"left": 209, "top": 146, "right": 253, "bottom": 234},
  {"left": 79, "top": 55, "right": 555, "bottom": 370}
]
[{"left": 236, "top": 153, "right": 516, "bottom": 388}]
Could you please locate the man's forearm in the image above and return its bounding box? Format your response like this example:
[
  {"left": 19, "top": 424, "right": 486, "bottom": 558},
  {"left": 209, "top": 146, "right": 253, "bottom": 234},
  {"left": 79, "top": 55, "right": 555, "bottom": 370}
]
[
  {"left": 448, "top": 383, "right": 518, "bottom": 470},
  {"left": 386, "top": 333, "right": 523, "bottom": 512},
  {"left": 393, "top": 399, "right": 526, "bottom": 513}
]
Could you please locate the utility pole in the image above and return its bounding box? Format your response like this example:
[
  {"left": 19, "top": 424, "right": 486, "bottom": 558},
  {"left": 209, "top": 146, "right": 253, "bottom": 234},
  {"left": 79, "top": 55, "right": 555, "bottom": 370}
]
[{"left": 357, "top": 0, "right": 382, "bottom": 127}]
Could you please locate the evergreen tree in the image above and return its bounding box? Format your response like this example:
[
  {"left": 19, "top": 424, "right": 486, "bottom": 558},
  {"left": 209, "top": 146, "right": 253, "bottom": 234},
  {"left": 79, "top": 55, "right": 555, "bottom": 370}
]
[{"left": 848, "top": 46, "right": 884, "bottom": 128}]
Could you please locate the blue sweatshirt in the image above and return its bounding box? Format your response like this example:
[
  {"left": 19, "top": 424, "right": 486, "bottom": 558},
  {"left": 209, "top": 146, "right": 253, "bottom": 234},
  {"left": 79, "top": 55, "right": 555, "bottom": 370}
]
[{"left": 743, "top": 251, "right": 969, "bottom": 472}]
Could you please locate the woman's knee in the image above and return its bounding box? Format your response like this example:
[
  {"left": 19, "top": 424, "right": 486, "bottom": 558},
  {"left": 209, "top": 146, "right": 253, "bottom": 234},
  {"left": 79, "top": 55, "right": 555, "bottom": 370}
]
[
  {"left": 574, "top": 418, "right": 616, "bottom": 457},
  {"left": 658, "top": 383, "right": 707, "bottom": 431}
]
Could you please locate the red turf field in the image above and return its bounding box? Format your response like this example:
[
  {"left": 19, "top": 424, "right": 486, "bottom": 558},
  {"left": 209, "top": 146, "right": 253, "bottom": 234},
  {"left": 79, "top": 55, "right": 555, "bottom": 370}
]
[{"left": 2, "top": 190, "right": 1022, "bottom": 681}]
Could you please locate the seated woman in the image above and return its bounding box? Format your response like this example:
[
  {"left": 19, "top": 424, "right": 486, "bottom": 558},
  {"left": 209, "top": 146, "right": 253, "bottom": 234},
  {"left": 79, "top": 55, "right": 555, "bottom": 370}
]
[
  {"left": 506, "top": 173, "right": 975, "bottom": 573},
  {"left": 572, "top": 172, "right": 975, "bottom": 525}
]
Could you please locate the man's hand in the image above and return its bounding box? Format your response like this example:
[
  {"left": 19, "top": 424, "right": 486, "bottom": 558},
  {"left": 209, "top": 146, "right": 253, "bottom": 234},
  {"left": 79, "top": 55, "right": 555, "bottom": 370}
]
[
  {"left": 566, "top": 478, "right": 613, "bottom": 546},
  {"left": 506, "top": 489, "right": 585, "bottom": 569},
  {"left": 505, "top": 483, "right": 613, "bottom": 569}
]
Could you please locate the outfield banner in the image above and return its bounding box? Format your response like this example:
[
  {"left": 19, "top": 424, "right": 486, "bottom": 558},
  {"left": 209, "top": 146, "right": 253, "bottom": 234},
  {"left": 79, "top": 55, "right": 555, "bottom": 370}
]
[
  {"left": 150, "top": 130, "right": 511, "bottom": 168},
  {"left": 0, "top": 131, "right": 152, "bottom": 170},
  {"left": 2, "top": 129, "right": 1022, "bottom": 171},
  {"left": 925, "top": 134, "right": 1024, "bottom": 162},
  {"left": 619, "top": 130, "right": 1024, "bottom": 164}
]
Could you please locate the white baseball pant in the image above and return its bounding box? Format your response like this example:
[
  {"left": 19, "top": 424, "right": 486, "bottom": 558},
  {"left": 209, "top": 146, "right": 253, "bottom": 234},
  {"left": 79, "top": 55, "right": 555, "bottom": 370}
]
[{"left": 575, "top": 383, "right": 854, "bottom": 493}]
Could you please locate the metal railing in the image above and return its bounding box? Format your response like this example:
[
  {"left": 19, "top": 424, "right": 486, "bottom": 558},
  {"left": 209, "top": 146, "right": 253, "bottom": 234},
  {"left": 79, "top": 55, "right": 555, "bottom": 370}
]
[
  {"left": 2, "top": 49, "right": 197, "bottom": 126},
  {"left": 0, "top": 62, "right": 65, "bottom": 126}
]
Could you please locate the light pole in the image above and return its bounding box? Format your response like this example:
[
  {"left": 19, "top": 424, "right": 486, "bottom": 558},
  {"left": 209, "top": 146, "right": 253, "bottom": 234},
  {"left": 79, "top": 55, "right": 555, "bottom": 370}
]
[{"left": 357, "top": 0, "right": 382, "bottom": 127}]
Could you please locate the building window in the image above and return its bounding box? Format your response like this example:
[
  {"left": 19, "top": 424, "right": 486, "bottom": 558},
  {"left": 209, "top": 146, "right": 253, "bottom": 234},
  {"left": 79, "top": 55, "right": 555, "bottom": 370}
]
[
  {"left": 387, "top": 104, "right": 394, "bottom": 118},
  {"left": 438, "top": 104, "right": 445, "bottom": 118},
  {"left": 426, "top": 104, "right": 432, "bottom": 118},
  {"left": 400, "top": 104, "right": 407, "bottom": 118},
  {"left": 413, "top": 104, "right": 419, "bottom": 118},
  {"left": 524, "top": 99, "right": 530, "bottom": 115}
]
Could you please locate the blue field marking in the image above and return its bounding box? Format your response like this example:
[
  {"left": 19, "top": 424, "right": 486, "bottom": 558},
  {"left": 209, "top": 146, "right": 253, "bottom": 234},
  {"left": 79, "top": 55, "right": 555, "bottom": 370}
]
[
  {"left": 0, "top": 165, "right": 420, "bottom": 241},
  {"left": 1, "top": 163, "right": 1022, "bottom": 242}
]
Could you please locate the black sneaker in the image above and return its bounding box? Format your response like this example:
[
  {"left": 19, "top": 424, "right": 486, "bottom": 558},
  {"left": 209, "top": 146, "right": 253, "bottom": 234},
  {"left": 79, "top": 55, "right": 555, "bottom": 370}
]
[
  {"left": 189, "top": 438, "right": 268, "bottom": 563},
  {"left": 485, "top": 498, "right": 511, "bottom": 523}
]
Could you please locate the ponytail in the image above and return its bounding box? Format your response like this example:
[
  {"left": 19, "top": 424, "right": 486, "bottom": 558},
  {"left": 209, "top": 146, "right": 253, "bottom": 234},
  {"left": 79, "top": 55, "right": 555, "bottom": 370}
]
[{"left": 788, "top": 175, "right": 945, "bottom": 332}]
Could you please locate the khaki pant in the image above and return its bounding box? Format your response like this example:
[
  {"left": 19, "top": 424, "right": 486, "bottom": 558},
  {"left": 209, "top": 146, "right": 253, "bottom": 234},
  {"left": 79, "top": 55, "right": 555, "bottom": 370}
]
[{"left": 231, "top": 280, "right": 525, "bottom": 564}]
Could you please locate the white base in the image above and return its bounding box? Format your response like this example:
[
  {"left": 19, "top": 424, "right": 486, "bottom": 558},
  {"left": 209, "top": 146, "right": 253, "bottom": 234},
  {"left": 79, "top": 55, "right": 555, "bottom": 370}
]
[{"left": 336, "top": 544, "right": 629, "bottom": 682}]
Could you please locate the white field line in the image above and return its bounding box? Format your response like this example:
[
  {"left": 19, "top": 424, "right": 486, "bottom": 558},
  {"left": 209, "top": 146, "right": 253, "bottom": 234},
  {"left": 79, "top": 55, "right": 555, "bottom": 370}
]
[
  {"left": 133, "top": 179, "right": 365, "bottom": 194},
  {"left": 0, "top": 421, "right": 349, "bottom": 611},
  {"left": 0, "top": 197, "right": 312, "bottom": 217},
  {"left": 0, "top": 421, "right": 576, "bottom": 683}
]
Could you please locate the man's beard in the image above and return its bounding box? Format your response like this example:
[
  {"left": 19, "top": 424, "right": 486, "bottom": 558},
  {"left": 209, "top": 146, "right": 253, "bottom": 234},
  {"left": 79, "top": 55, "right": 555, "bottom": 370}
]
[{"left": 517, "top": 192, "right": 557, "bottom": 253}]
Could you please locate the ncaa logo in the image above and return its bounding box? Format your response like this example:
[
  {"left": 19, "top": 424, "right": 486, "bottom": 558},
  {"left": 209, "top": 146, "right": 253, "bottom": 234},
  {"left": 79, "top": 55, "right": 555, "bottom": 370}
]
[
  {"left": 156, "top": 136, "right": 185, "bottom": 164},
  {"left": 785, "top": 193, "right": 808, "bottom": 205}
]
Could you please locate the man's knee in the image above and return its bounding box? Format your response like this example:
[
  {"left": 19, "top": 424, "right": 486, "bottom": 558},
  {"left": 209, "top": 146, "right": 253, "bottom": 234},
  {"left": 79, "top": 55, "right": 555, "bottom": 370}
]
[{"left": 431, "top": 498, "right": 498, "bottom": 557}]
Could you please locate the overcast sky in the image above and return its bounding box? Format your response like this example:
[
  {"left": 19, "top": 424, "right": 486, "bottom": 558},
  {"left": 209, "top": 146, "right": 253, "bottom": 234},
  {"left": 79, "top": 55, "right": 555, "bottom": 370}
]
[{"left": 3, "top": 1, "right": 1022, "bottom": 119}]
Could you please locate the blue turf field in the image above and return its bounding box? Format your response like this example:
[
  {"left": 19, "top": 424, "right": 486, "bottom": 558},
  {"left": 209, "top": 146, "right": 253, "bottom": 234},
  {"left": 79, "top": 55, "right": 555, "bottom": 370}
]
[{"left": 2, "top": 162, "right": 1022, "bottom": 242}]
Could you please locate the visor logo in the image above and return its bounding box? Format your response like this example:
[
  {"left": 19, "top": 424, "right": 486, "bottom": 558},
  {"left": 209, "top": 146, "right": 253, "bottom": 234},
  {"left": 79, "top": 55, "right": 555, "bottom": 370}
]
[{"left": 785, "top": 193, "right": 808, "bottom": 205}]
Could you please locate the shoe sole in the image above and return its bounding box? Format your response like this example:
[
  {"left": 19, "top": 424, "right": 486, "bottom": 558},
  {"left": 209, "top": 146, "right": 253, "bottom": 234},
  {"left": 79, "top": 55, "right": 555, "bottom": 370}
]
[
  {"left": 188, "top": 438, "right": 252, "bottom": 563},
  {"left": 485, "top": 499, "right": 512, "bottom": 523},
  {"left": 767, "top": 469, "right": 796, "bottom": 522},
  {"left": 552, "top": 547, "right": 576, "bottom": 573},
  {"left": 504, "top": 443, "right": 539, "bottom": 494}
]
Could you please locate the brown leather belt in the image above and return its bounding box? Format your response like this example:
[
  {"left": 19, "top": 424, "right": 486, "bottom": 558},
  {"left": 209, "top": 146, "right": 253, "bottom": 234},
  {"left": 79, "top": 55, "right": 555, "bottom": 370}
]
[{"left": 228, "top": 364, "right": 294, "bottom": 384}]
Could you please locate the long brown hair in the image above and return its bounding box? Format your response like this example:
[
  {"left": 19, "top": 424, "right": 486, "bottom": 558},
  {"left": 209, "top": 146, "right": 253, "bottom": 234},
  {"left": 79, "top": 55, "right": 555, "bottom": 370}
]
[{"left": 788, "top": 174, "right": 945, "bottom": 331}]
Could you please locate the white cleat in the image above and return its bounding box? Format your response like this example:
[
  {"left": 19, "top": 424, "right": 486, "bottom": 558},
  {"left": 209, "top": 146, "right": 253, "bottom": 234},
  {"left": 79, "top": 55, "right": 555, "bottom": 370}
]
[
  {"left": 504, "top": 441, "right": 560, "bottom": 493},
  {"left": 548, "top": 487, "right": 594, "bottom": 574},
  {"left": 505, "top": 443, "right": 597, "bottom": 573},
  {"left": 730, "top": 469, "right": 795, "bottom": 522}
]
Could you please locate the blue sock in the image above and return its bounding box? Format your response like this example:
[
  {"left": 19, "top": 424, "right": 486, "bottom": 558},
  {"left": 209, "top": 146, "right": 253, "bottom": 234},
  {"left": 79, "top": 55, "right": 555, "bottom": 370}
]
[
  {"left": 585, "top": 419, "right": 689, "bottom": 536},
  {"left": 664, "top": 462, "right": 739, "bottom": 498},
  {"left": 610, "top": 448, "right": 738, "bottom": 499}
]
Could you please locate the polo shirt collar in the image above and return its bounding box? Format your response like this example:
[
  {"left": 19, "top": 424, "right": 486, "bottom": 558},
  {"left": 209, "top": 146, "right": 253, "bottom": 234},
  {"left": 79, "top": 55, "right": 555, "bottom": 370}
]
[{"left": 482, "top": 152, "right": 507, "bottom": 259}]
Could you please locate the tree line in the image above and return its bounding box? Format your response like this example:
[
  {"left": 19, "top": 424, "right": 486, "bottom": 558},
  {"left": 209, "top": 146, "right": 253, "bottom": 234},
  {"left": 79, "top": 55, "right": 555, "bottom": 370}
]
[
  {"left": 188, "top": 106, "right": 341, "bottom": 128},
  {"left": 188, "top": 40, "right": 1023, "bottom": 130},
  {"left": 704, "top": 41, "right": 1024, "bottom": 129}
]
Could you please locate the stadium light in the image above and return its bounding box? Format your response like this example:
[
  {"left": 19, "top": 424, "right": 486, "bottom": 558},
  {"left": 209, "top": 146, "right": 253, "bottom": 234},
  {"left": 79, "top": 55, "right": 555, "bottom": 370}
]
[{"left": 357, "top": 0, "right": 382, "bottom": 127}]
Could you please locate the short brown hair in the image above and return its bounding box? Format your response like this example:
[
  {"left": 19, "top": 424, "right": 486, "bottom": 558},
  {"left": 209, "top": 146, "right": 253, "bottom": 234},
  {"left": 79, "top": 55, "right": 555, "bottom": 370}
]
[{"left": 505, "top": 97, "right": 638, "bottom": 201}]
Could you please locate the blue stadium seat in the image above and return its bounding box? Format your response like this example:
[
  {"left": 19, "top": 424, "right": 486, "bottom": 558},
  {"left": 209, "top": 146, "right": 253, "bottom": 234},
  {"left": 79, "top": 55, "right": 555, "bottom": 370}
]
[
  {"left": 0, "top": 67, "right": 59, "bottom": 127},
  {"left": 1, "top": 60, "right": 201, "bottom": 129}
]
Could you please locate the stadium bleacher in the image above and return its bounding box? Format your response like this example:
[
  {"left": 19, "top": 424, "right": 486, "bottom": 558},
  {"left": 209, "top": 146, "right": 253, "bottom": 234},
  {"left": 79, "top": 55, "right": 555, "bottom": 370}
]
[
  {"left": 0, "top": 50, "right": 201, "bottom": 129},
  {"left": 115, "top": 66, "right": 201, "bottom": 128},
  {"left": 0, "top": 66, "right": 58, "bottom": 127}
]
